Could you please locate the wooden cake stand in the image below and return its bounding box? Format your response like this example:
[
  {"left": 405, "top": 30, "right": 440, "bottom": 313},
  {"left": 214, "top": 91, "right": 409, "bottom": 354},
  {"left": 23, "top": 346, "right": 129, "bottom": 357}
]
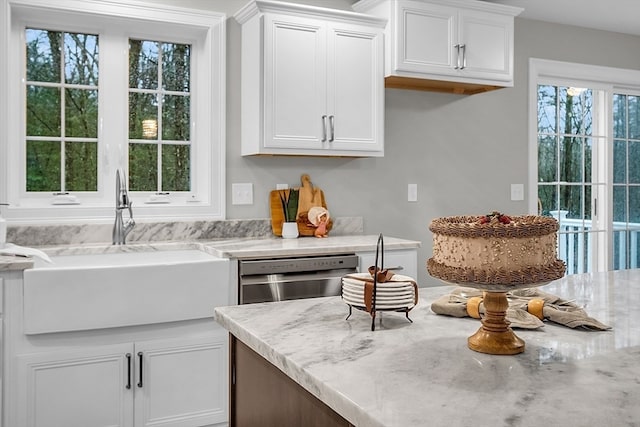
[{"left": 448, "top": 281, "right": 548, "bottom": 355}]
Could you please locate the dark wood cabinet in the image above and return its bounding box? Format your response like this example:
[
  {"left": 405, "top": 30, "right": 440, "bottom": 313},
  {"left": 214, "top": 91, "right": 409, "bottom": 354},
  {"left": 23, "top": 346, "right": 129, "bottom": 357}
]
[{"left": 230, "top": 335, "right": 354, "bottom": 427}]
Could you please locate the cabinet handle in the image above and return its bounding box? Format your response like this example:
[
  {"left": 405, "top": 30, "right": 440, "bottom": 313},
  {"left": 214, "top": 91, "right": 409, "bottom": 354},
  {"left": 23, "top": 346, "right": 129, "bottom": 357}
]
[
  {"left": 321, "top": 115, "right": 327, "bottom": 142},
  {"left": 126, "top": 353, "right": 132, "bottom": 389},
  {"left": 460, "top": 44, "right": 466, "bottom": 69},
  {"left": 329, "top": 115, "right": 335, "bottom": 142},
  {"left": 454, "top": 44, "right": 460, "bottom": 69},
  {"left": 137, "top": 352, "right": 143, "bottom": 388}
]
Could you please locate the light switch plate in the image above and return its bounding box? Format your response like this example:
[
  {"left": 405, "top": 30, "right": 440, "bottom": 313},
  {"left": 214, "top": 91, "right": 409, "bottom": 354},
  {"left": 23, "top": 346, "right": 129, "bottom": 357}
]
[
  {"left": 232, "top": 183, "right": 253, "bottom": 205},
  {"left": 511, "top": 184, "right": 524, "bottom": 201},
  {"left": 408, "top": 184, "right": 418, "bottom": 202}
]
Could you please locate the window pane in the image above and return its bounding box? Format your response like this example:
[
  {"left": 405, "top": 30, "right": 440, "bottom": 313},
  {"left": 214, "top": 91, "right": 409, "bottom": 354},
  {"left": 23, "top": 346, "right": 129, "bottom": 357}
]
[
  {"left": 630, "top": 186, "right": 640, "bottom": 224},
  {"left": 584, "top": 185, "right": 592, "bottom": 220},
  {"left": 65, "top": 89, "right": 98, "bottom": 138},
  {"left": 129, "top": 143, "right": 157, "bottom": 191},
  {"left": 579, "top": 90, "right": 593, "bottom": 135},
  {"left": 129, "top": 40, "right": 158, "bottom": 90},
  {"left": 613, "top": 139, "right": 626, "bottom": 184},
  {"left": 26, "top": 29, "right": 61, "bottom": 83},
  {"left": 26, "top": 141, "right": 60, "bottom": 191},
  {"left": 537, "top": 85, "right": 556, "bottom": 134},
  {"left": 559, "top": 184, "right": 582, "bottom": 219},
  {"left": 162, "top": 95, "right": 190, "bottom": 140},
  {"left": 613, "top": 94, "right": 627, "bottom": 138},
  {"left": 538, "top": 185, "right": 557, "bottom": 216},
  {"left": 538, "top": 135, "right": 557, "bottom": 182},
  {"left": 630, "top": 141, "right": 640, "bottom": 184},
  {"left": 65, "top": 141, "right": 97, "bottom": 191},
  {"left": 162, "top": 43, "right": 190, "bottom": 92},
  {"left": 64, "top": 32, "right": 98, "bottom": 86},
  {"left": 559, "top": 136, "right": 582, "bottom": 182},
  {"left": 558, "top": 87, "right": 569, "bottom": 134},
  {"left": 129, "top": 93, "right": 158, "bottom": 139},
  {"left": 584, "top": 138, "right": 592, "bottom": 183},
  {"left": 27, "top": 86, "right": 61, "bottom": 136},
  {"left": 162, "top": 144, "right": 190, "bottom": 191},
  {"left": 630, "top": 96, "right": 640, "bottom": 140},
  {"left": 613, "top": 186, "right": 627, "bottom": 222}
]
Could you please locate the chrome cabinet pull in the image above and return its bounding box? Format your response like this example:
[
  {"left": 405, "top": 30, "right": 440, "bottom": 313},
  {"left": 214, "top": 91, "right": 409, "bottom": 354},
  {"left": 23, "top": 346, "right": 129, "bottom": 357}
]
[
  {"left": 454, "top": 44, "right": 460, "bottom": 69},
  {"left": 460, "top": 44, "right": 466, "bottom": 69},
  {"left": 321, "top": 115, "right": 327, "bottom": 142},
  {"left": 126, "top": 353, "right": 132, "bottom": 389},
  {"left": 137, "top": 352, "right": 143, "bottom": 388},
  {"left": 329, "top": 115, "right": 335, "bottom": 142}
]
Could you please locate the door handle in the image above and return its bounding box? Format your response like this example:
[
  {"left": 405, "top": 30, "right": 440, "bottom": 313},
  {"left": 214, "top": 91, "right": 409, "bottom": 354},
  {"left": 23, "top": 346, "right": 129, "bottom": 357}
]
[
  {"left": 321, "top": 115, "right": 327, "bottom": 142},
  {"left": 454, "top": 44, "right": 460, "bottom": 69},
  {"left": 329, "top": 115, "right": 335, "bottom": 142},
  {"left": 137, "top": 352, "right": 143, "bottom": 388},
  {"left": 460, "top": 44, "right": 466, "bottom": 69},
  {"left": 125, "top": 353, "right": 132, "bottom": 389}
]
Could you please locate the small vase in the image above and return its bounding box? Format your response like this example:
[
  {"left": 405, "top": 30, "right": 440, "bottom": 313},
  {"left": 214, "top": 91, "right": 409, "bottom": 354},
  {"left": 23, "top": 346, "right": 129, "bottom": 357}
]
[{"left": 281, "top": 222, "right": 299, "bottom": 239}]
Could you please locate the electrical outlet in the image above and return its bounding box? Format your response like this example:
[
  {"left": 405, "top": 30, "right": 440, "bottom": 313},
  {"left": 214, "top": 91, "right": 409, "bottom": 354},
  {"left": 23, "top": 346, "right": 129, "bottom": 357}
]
[
  {"left": 276, "top": 183, "right": 289, "bottom": 190},
  {"left": 408, "top": 184, "right": 418, "bottom": 202},
  {"left": 232, "top": 183, "right": 253, "bottom": 205}
]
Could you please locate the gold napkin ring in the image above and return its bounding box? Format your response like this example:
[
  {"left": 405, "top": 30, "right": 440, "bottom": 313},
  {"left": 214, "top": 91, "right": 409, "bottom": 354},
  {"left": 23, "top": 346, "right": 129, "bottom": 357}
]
[
  {"left": 527, "top": 298, "right": 545, "bottom": 320},
  {"left": 467, "top": 296, "right": 482, "bottom": 319}
]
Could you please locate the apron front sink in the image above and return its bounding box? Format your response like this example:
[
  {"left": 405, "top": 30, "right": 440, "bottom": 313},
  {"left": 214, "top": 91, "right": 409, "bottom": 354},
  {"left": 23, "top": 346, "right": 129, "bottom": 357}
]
[{"left": 23, "top": 249, "right": 230, "bottom": 334}]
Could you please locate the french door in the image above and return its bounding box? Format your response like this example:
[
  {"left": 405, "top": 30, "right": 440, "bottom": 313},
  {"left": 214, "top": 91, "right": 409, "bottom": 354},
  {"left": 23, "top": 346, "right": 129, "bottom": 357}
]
[{"left": 536, "top": 82, "right": 640, "bottom": 274}]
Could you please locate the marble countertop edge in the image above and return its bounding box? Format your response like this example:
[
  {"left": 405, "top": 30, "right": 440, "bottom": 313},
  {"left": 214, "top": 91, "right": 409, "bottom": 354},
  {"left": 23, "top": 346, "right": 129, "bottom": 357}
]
[{"left": 0, "top": 235, "right": 421, "bottom": 270}]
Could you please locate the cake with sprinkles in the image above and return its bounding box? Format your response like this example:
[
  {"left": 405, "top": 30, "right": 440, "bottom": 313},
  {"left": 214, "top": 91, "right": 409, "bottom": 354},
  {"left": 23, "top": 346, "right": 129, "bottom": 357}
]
[{"left": 427, "top": 212, "right": 566, "bottom": 285}]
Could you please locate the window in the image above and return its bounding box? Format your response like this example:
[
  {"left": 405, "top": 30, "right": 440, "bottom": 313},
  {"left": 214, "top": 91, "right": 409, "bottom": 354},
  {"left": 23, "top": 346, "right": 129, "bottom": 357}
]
[
  {"left": 1, "top": 0, "right": 226, "bottom": 222},
  {"left": 530, "top": 59, "right": 640, "bottom": 274},
  {"left": 26, "top": 29, "right": 99, "bottom": 193},
  {"left": 128, "top": 39, "right": 191, "bottom": 193}
]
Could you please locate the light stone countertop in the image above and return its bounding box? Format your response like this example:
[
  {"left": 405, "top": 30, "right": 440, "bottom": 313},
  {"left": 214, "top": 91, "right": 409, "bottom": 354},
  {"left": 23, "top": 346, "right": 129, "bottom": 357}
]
[
  {"left": 201, "top": 234, "right": 420, "bottom": 259},
  {"left": 0, "top": 235, "right": 420, "bottom": 270},
  {"left": 214, "top": 269, "right": 640, "bottom": 427}
]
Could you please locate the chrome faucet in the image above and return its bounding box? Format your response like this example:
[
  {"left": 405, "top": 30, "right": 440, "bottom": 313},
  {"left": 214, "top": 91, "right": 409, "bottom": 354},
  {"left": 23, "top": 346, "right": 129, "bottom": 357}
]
[{"left": 112, "top": 168, "right": 135, "bottom": 245}]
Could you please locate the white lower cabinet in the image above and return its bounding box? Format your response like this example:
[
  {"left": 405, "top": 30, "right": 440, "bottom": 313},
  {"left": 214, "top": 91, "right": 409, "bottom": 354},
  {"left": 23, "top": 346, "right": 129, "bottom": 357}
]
[
  {"left": 15, "top": 334, "right": 227, "bottom": 427},
  {"left": 357, "top": 249, "right": 418, "bottom": 281}
]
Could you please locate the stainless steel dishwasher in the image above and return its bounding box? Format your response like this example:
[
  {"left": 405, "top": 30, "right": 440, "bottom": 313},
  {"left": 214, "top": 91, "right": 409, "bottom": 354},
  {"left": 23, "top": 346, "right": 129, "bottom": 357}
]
[{"left": 238, "top": 254, "right": 358, "bottom": 304}]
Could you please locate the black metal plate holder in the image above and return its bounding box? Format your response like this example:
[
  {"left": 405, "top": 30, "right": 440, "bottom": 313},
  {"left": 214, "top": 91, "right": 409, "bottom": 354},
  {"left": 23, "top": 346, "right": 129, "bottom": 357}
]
[{"left": 344, "top": 233, "right": 414, "bottom": 331}]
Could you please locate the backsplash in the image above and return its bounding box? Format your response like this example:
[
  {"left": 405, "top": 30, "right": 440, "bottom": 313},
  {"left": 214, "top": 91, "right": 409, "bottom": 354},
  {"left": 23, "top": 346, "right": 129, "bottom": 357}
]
[{"left": 7, "top": 217, "right": 363, "bottom": 247}]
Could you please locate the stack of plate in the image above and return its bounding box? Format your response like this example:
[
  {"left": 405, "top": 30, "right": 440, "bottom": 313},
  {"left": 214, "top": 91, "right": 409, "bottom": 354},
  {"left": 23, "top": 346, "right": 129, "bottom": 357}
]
[{"left": 341, "top": 272, "right": 417, "bottom": 310}]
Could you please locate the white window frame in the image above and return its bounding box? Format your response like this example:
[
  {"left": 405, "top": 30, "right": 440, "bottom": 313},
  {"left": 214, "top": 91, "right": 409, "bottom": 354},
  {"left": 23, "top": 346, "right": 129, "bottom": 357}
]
[
  {"left": 528, "top": 58, "right": 640, "bottom": 272},
  {"left": 0, "top": 0, "right": 226, "bottom": 223}
]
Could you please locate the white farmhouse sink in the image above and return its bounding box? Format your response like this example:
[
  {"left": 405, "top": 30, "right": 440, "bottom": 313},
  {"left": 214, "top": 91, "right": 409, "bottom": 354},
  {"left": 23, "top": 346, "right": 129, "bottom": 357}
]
[{"left": 23, "top": 249, "right": 230, "bottom": 334}]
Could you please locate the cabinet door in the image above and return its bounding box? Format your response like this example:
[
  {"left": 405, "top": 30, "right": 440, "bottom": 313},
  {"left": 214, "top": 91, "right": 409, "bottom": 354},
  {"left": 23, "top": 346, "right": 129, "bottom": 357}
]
[
  {"left": 15, "top": 344, "right": 134, "bottom": 427},
  {"left": 326, "top": 23, "right": 383, "bottom": 153},
  {"left": 263, "top": 14, "right": 326, "bottom": 150},
  {"left": 395, "top": 1, "right": 457, "bottom": 75},
  {"left": 458, "top": 9, "right": 513, "bottom": 81},
  {"left": 134, "top": 333, "right": 227, "bottom": 427},
  {"left": 357, "top": 249, "right": 418, "bottom": 281}
]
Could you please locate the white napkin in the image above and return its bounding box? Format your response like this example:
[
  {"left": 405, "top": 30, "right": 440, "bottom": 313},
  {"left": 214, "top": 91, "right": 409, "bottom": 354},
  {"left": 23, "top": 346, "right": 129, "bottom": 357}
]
[{"left": 0, "top": 243, "right": 53, "bottom": 264}]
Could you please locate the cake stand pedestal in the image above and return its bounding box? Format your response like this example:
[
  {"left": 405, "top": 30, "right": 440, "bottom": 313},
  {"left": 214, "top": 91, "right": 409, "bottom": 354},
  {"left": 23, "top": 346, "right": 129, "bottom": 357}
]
[{"left": 450, "top": 282, "right": 548, "bottom": 355}]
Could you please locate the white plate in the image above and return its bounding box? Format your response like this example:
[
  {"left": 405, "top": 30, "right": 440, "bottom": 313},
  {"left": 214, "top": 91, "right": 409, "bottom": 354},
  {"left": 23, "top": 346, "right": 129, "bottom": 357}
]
[
  {"left": 342, "top": 287, "right": 414, "bottom": 301},
  {"left": 342, "top": 296, "right": 415, "bottom": 310},
  {"left": 341, "top": 291, "right": 415, "bottom": 306},
  {"left": 342, "top": 277, "right": 416, "bottom": 290},
  {"left": 342, "top": 282, "right": 414, "bottom": 295}
]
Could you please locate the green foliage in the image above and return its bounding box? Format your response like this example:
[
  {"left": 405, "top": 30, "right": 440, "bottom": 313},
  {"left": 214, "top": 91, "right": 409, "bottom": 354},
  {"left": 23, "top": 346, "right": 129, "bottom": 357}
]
[{"left": 279, "top": 189, "right": 299, "bottom": 222}]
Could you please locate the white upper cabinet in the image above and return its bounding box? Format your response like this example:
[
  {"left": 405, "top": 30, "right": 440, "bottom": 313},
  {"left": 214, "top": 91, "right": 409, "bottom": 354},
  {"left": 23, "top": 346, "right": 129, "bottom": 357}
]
[
  {"left": 235, "top": 1, "right": 386, "bottom": 157},
  {"left": 354, "top": 0, "right": 522, "bottom": 94}
]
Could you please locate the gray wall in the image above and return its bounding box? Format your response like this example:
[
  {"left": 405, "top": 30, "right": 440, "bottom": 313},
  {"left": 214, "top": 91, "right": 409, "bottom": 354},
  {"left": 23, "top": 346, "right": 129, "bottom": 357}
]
[{"left": 156, "top": 0, "right": 640, "bottom": 286}]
